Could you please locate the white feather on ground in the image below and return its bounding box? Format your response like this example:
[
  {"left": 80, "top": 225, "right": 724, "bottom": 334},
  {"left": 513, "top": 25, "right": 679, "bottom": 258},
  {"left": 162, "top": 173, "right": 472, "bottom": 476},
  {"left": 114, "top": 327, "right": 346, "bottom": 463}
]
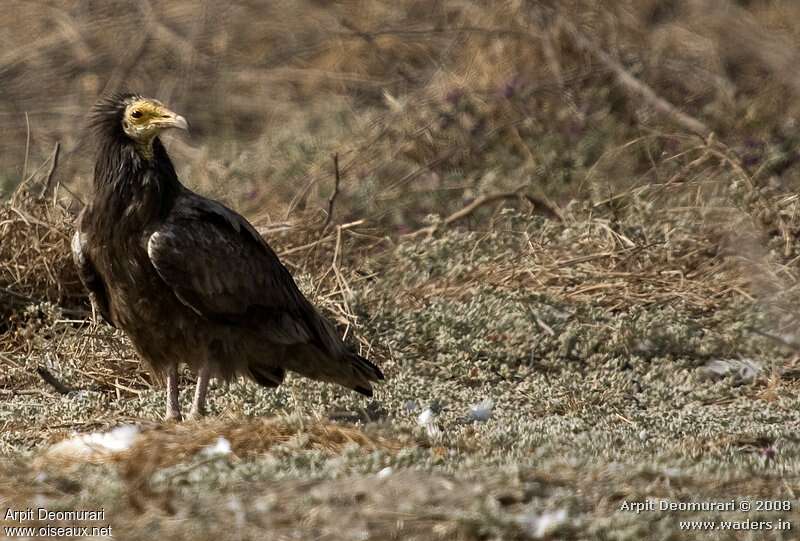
[
  {"left": 44, "top": 425, "right": 140, "bottom": 462},
  {"left": 701, "top": 359, "right": 762, "bottom": 383},
  {"left": 469, "top": 398, "right": 494, "bottom": 422}
]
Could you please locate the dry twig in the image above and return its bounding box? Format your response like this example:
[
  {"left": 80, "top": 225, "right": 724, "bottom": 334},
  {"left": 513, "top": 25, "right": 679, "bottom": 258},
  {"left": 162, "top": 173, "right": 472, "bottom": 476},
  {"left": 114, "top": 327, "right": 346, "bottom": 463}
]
[
  {"left": 322, "top": 153, "right": 341, "bottom": 231},
  {"left": 404, "top": 186, "right": 562, "bottom": 239},
  {"left": 38, "top": 142, "right": 61, "bottom": 201},
  {"left": 557, "top": 18, "right": 712, "bottom": 138},
  {"left": 36, "top": 365, "right": 77, "bottom": 395}
]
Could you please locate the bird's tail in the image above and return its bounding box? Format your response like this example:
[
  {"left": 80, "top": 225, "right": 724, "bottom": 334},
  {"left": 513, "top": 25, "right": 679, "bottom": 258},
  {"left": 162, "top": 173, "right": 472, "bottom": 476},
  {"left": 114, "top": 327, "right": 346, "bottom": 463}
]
[
  {"left": 349, "top": 352, "right": 384, "bottom": 397},
  {"left": 278, "top": 342, "right": 384, "bottom": 397}
]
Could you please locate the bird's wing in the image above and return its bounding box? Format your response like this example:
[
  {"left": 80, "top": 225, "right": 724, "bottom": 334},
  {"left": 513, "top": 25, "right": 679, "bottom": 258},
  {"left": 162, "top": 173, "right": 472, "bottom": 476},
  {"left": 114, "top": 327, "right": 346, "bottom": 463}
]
[
  {"left": 71, "top": 226, "right": 114, "bottom": 327},
  {"left": 146, "top": 196, "right": 325, "bottom": 346}
]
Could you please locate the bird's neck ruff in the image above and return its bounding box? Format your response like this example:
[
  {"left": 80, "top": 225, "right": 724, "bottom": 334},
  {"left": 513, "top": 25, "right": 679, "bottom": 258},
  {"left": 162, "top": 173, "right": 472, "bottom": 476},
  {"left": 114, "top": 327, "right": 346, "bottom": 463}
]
[
  {"left": 134, "top": 135, "right": 158, "bottom": 161},
  {"left": 89, "top": 93, "right": 182, "bottom": 228},
  {"left": 91, "top": 137, "right": 182, "bottom": 229}
]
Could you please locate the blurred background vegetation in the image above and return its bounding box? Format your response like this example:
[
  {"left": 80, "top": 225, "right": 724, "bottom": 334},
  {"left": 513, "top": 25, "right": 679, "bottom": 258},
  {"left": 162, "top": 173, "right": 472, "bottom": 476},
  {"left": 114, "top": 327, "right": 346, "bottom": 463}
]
[
  {"left": 4, "top": 2, "right": 800, "bottom": 538},
  {"left": 3, "top": 0, "right": 800, "bottom": 230}
]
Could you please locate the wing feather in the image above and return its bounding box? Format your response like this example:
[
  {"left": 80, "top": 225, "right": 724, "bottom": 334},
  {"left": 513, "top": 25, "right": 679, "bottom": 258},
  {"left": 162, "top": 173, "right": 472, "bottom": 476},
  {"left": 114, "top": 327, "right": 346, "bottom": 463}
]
[
  {"left": 147, "top": 196, "right": 320, "bottom": 346},
  {"left": 72, "top": 225, "right": 114, "bottom": 326}
]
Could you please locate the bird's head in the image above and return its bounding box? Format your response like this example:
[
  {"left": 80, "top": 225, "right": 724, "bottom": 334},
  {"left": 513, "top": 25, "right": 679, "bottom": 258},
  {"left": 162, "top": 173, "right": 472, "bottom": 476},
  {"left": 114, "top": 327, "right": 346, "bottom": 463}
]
[
  {"left": 92, "top": 94, "right": 188, "bottom": 159},
  {"left": 122, "top": 96, "right": 188, "bottom": 145}
]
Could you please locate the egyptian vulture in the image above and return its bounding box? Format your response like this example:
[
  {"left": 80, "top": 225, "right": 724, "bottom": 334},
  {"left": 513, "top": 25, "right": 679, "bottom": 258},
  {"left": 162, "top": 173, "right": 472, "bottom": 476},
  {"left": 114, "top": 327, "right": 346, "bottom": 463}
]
[{"left": 72, "top": 93, "right": 383, "bottom": 420}]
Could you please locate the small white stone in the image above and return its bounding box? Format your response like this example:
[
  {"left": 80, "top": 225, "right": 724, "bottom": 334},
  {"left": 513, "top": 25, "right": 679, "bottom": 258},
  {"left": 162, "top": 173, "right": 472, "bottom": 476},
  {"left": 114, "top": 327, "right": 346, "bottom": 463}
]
[
  {"left": 417, "top": 408, "right": 435, "bottom": 426},
  {"left": 201, "top": 436, "right": 232, "bottom": 457},
  {"left": 517, "top": 508, "right": 568, "bottom": 539},
  {"left": 376, "top": 466, "right": 393, "bottom": 479}
]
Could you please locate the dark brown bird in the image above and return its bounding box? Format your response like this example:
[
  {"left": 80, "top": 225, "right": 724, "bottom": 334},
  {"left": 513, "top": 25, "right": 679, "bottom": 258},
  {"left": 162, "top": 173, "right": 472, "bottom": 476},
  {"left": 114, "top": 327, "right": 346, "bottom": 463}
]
[{"left": 72, "top": 93, "right": 382, "bottom": 421}]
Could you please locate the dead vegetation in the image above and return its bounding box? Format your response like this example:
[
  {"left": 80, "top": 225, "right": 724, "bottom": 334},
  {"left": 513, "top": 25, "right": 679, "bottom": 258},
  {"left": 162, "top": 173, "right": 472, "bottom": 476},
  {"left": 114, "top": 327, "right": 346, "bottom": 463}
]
[
  {"left": 0, "top": 188, "right": 83, "bottom": 335},
  {"left": 39, "top": 416, "right": 408, "bottom": 469},
  {"left": 4, "top": 1, "right": 800, "bottom": 539}
]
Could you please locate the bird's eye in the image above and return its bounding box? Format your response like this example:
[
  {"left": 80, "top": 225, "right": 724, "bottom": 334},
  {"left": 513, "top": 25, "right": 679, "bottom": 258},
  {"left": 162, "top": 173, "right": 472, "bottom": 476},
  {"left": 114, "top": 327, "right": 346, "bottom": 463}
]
[{"left": 131, "top": 110, "right": 143, "bottom": 119}]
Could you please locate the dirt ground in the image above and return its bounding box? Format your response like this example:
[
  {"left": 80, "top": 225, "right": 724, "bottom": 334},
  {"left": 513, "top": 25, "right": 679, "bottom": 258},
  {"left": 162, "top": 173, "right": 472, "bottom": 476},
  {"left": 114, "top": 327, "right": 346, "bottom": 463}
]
[{"left": 3, "top": 1, "right": 800, "bottom": 539}]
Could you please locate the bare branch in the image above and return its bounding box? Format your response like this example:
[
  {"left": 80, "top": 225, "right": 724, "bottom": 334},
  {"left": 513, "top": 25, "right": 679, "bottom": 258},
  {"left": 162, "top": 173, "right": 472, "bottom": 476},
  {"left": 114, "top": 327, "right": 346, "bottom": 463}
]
[
  {"left": 322, "top": 153, "right": 342, "bottom": 231},
  {"left": 404, "top": 186, "right": 562, "bottom": 239},
  {"left": 22, "top": 112, "right": 30, "bottom": 183},
  {"left": 557, "top": 18, "right": 712, "bottom": 138},
  {"left": 38, "top": 142, "right": 61, "bottom": 201}
]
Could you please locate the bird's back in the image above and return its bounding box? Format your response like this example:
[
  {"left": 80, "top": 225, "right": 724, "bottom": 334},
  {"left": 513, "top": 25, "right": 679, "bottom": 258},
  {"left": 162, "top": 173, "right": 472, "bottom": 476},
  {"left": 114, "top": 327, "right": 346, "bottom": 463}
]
[{"left": 148, "top": 189, "right": 383, "bottom": 394}]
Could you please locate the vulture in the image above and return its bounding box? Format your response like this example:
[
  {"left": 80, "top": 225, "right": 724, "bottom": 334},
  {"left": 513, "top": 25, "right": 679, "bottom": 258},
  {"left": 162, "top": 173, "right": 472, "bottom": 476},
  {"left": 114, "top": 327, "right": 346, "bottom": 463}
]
[{"left": 72, "top": 93, "right": 383, "bottom": 421}]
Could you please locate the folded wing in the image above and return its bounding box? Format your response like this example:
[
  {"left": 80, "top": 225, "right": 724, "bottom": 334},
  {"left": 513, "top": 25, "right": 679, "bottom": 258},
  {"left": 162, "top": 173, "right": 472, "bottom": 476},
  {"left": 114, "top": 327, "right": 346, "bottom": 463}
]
[{"left": 146, "top": 196, "right": 325, "bottom": 347}]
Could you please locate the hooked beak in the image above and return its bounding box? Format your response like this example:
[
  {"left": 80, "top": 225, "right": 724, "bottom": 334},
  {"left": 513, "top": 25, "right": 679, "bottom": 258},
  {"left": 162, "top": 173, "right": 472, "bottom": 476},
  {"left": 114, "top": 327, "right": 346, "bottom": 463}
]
[
  {"left": 155, "top": 108, "right": 189, "bottom": 131},
  {"left": 170, "top": 114, "right": 189, "bottom": 131}
]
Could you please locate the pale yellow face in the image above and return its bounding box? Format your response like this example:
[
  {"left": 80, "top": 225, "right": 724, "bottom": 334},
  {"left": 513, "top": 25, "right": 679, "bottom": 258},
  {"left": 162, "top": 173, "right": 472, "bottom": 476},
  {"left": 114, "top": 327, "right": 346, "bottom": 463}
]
[{"left": 121, "top": 98, "right": 188, "bottom": 147}]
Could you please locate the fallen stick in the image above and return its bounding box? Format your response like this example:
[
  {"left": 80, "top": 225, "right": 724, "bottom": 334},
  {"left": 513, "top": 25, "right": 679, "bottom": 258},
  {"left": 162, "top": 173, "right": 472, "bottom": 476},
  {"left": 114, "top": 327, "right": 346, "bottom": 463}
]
[
  {"left": 36, "top": 365, "right": 77, "bottom": 395},
  {"left": 557, "top": 18, "right": 712, "bottom": 138},
  {"left": 404, "top": 186, "right": 562, "bottom": 239}
]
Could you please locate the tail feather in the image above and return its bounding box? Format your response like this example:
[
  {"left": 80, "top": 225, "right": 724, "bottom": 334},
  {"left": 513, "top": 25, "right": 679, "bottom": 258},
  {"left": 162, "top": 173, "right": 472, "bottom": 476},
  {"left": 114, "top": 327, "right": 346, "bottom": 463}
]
[
  {"left": 305, "top": 307, "right": 384, "bottom": 395},
  {"left": 278, "top": 343, "right": 384, "bottom": 397},
  {"left": 348, "top": 353, "right": 384, "bottom": 397},
  {"left": 352, "top": 353, "right": 384, "bottom": 381},
  {"left": 249, "top": 364, "right": 286, "bottom": 388}
]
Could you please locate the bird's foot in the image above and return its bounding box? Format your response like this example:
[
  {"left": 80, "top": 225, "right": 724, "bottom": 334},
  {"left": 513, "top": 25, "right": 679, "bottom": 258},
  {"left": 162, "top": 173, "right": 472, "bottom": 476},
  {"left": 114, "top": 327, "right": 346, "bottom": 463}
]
[{"left": 165, "top": 365, "right": 182, "bottom": 422}]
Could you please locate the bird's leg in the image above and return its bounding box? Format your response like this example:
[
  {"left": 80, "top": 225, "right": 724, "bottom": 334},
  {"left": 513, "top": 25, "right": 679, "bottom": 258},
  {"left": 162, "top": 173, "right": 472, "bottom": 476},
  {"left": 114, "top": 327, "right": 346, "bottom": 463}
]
[
  {"left": 189, "top": 365, "right": 210, "bottom": 419},
  {"left": 165, "top": 364, "right": 182, "bottom": 422}
]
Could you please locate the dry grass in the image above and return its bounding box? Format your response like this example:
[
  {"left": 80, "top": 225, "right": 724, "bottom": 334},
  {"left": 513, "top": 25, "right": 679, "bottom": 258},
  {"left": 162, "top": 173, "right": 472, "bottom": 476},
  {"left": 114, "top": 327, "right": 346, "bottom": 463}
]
[
  {"left": 0, "top": 187, "right": 83, "bottom": 334},
  {"left": 6, "top": 1, "right": 800, "bottom": 221},
  {"left": 5, "top": 1, "right": 800, "bottom": 539},
  {"left": 39, "top": 416, "right": 407, "bottom": 469}
]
